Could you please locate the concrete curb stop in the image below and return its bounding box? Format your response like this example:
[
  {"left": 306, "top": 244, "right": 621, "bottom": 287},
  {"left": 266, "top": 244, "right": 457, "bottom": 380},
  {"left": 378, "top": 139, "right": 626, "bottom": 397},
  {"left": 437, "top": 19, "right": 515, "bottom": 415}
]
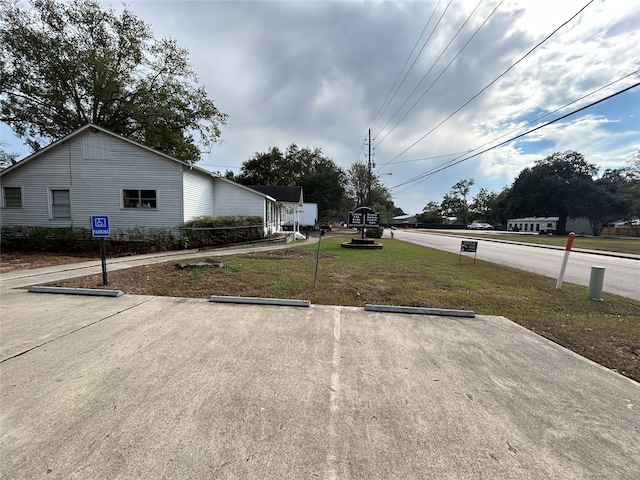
[
  {"left": 28, "top": 286, "right": 124, "bottom": 297},
  {"left": 365, "top": 304, "right": 475, "bottom": 318},
  {"left": 209, "top": 295, "right": 311, "bottom": 307}
]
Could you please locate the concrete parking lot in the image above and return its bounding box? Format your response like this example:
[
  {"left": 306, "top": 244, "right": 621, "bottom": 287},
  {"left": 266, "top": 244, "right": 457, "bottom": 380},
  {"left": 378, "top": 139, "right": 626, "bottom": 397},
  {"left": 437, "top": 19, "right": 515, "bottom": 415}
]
[{"left": 1, "top": 282, "right": 639, "bottom": 479}]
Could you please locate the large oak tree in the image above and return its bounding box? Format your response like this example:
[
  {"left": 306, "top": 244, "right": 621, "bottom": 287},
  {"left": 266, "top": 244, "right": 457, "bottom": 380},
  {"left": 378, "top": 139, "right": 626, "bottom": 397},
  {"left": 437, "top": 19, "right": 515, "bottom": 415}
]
[
  {"left": 505, "top": 151, "right": 597, "bottom": 235},
  {"left": 0, "top": 0, "right": 227, "bottom": 161},
  {"left": 233, "top": 144, "right": 349, "bottom": 221}
]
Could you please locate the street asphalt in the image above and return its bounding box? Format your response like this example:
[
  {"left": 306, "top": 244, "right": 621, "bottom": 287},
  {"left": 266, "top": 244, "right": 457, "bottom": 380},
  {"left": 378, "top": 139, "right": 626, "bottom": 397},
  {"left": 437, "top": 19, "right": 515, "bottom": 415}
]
[{"left": 1, "top": 242, "right": 639, "bottom": 479}]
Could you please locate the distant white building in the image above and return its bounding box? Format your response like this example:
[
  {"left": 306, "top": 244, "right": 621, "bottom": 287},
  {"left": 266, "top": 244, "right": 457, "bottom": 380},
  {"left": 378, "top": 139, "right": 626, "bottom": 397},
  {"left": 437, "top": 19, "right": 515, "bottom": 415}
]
[
  {"left": 391, "top": 214, "right": 417, "bottom": 224},
  {"left": 507, "top": 216, "right": 591, "bottom": 234}
]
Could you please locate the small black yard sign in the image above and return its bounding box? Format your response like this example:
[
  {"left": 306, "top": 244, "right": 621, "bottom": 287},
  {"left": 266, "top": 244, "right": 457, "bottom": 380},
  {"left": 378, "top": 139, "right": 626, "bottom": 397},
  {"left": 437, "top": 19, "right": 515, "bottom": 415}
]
[{"left": 459, "top": 240, "right": 478, "bottom": 263}]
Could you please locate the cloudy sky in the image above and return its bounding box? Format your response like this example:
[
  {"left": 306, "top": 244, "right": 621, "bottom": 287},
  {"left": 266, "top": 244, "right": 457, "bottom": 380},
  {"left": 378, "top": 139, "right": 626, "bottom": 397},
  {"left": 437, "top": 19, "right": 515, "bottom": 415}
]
[{"left": 1, "top": 0, "right": 639, "bottom": 215}]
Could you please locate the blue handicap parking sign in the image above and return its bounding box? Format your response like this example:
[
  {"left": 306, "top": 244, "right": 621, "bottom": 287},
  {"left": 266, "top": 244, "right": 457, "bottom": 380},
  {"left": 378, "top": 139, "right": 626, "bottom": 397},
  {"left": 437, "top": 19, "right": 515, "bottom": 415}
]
[{"left": 91, "top": 215, "right": 110, "bottom": 237}]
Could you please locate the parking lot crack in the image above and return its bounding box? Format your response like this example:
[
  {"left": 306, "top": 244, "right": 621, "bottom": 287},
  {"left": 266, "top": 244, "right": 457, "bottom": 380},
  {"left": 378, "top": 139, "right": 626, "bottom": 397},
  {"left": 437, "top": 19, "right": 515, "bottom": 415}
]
[{"left": 0, "top": 296, "right": 158, "bottom": 363}]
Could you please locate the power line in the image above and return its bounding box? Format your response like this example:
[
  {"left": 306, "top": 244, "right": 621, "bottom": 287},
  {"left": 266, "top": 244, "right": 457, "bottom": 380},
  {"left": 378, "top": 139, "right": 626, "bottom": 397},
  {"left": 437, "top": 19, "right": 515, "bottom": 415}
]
[
  {"left": 379, "top": 0, "right": 595, "bottom": 169},
  {"left": 369, "top": 0, "right": 442, "bottom": 132},
  {"left": 390, "top": 69, "right": 639, "bottom": 175},
  {"left": 375, "top": 0, "right": 491, "bottom": 148},
  {"left": 379, "top": 151, "right": 472, "bottom": 167},
  {"left": 389, "top": 81, "right": 640, "bottom": 191}
]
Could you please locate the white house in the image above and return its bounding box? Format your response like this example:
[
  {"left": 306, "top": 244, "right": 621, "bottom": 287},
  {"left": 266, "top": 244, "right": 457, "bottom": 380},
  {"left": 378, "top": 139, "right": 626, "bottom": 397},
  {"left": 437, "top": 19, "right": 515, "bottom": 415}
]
[
  {"left": 248, "top": 185, "right": 304, "bottom": 232},
  {"left": 0, "top": 124, "right": 278, "bottom": 235}
]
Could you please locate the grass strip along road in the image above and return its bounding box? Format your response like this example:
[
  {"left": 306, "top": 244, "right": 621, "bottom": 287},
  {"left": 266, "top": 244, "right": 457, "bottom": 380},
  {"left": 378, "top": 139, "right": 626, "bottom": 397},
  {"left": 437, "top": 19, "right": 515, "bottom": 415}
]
[
  {"left": 427, "top": 230, "right": 640, "bottom": 255},
  {"left": 44, "top": 234, "right": 640, "bottom": 383}
]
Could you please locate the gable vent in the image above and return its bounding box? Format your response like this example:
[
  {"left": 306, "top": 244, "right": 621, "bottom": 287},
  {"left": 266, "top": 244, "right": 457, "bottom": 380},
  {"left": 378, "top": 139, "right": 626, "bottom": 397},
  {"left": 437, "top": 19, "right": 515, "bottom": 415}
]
[{"left": 83, "top": 134, "right": 111, "bottom": 159}]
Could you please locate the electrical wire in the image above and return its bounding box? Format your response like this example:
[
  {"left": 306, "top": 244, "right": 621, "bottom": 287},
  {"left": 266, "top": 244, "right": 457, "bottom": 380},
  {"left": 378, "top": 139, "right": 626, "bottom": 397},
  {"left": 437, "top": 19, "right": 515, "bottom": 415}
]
[
  {"left": 379, "top": 0, "right": 596, "bottom": 169},
  {"left": 388, "top": 69, "right": 639, "bottom": 174},
  {"left": 369, "top": 0, "right": 442, "bottom": 132},
  {"left": 375, "top": 0, "right": 490, "bottom": 148},
  {"left": 389, "top": 81, "right": 640, "bottom": 191}
]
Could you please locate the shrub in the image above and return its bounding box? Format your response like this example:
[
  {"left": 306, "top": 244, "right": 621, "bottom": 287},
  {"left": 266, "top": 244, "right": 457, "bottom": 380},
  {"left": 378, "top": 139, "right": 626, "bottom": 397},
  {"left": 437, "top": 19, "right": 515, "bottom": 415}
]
[
  {"left": 0, "top": 226, "right": 177, "bottom": 255},
  {"left": 179, "top": 216, "right": 264, "bottom": 248},
  {"left": 365, "top": 227, "right": 384, "bottom": 239}
]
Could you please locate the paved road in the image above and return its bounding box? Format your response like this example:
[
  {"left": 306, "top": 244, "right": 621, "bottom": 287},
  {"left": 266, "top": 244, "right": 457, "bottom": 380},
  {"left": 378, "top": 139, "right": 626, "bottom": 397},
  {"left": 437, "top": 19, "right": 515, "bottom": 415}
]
[{"left": 396, "top": 230, "right": 640, "bottom": 300}]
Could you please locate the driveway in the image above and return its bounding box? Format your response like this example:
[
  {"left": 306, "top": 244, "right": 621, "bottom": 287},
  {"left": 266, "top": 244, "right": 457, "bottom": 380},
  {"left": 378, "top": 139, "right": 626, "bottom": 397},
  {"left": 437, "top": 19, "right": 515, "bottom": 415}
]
[{"left": 1, "top": 265, "right": 639, "bottom": 479}]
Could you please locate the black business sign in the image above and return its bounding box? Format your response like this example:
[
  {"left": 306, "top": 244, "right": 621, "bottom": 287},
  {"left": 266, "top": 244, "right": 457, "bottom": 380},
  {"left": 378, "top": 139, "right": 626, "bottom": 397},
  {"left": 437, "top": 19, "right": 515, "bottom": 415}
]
[
  {"left": 348, "top": 207, "right": 380, "bottom": 228},
  {"left": 461, "top": 241, "right": 478, "bottom": 252}
]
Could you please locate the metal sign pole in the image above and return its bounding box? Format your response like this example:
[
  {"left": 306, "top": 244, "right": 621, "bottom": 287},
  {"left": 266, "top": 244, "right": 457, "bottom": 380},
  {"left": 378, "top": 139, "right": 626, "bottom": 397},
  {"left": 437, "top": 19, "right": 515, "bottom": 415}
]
[
  {"left": 314, "top": 230, "right": 324, "bottom": 288},
  {"left": 100, "top": 237, "right": 108, "bottom": 285}
]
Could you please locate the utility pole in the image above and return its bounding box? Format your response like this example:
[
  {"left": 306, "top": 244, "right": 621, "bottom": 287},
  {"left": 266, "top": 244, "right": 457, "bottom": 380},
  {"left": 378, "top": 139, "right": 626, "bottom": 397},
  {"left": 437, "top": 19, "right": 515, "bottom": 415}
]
[{"left": 367, "top": 128, "right": 372, "bottom": 206}]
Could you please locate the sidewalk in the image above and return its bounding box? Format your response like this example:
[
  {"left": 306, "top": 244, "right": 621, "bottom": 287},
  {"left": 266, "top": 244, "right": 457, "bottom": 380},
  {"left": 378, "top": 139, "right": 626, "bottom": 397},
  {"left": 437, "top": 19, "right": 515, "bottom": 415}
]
[{"left": 0, "top": 239, "right": 309, "bottom": 289}]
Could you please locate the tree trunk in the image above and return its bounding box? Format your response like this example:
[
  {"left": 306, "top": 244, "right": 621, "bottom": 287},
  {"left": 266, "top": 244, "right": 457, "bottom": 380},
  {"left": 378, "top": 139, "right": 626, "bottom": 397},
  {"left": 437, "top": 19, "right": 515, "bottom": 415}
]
[{"left": 557, "top": 215, "right": 568, "bottom": 235}]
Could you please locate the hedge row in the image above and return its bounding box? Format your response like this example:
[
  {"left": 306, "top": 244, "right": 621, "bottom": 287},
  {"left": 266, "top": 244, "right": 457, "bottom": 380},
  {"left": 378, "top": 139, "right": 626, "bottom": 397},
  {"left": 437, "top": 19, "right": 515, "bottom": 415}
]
[
  {"left": 179, "top": 216, "right": 265, "bottom": 249},
  {"left": 0, "top": 226, "right": 177, "bottom": 255},
  {"left": 1, "top": 216, "right": 266, "bottom": 254}
]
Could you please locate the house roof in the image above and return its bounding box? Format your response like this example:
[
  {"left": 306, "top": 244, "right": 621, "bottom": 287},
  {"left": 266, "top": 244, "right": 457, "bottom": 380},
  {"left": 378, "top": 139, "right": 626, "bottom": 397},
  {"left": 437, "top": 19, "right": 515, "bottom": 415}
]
[
  {"left": 0, "top": 123, "right": 276, "bottom": 202},
  {"left": 248, "top": 185, "right": 303, "bottom": 204},
  {"left": 0, "top": 123, "right": 214, "bottom": 177}
]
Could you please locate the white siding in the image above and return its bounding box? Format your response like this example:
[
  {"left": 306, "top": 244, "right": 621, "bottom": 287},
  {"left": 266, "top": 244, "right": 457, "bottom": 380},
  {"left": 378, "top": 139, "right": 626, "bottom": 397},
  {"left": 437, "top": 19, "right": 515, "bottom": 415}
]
[
  {"left": 1, "top": 139, "right": 77, "bottom": 227},
  {"left": 183, "top": 169, "right": 214, "bottom": 221},
  {"left": 213, "top": 179, "right": 265, "bottom": 218},
  {"left": 1, "top": 130, "right": 184, "bottom": 231}
]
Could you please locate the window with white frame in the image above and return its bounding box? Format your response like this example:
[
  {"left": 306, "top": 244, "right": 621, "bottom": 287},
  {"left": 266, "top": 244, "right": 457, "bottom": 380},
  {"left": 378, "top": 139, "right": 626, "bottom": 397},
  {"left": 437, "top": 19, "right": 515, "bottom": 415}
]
[
  {"left": 2, "top": 186, "right": 22, "bottom": 208},
  {"left": 123, "top": 189, "right": 157, "bottom": 209},
  {"left": 50, "top": 189, "right": 71, "bottom": 218}
]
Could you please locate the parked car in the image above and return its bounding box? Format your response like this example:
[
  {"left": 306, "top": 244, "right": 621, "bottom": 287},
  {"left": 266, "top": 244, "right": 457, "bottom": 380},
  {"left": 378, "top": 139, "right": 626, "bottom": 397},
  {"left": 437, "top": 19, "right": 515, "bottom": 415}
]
[
  {"left": 467, "top": 222, "right": 493, "bottom": 230},
  {"left": 320, "top": 222, "right": 332, "bottom": 231}
]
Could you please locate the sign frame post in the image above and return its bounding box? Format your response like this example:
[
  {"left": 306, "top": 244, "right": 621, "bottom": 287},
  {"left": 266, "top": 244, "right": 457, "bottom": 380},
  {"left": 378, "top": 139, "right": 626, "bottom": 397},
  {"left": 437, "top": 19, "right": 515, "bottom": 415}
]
[
  {"left": 459, "top": 240, "right": 478, "bottom": 263},
  {"left": 91, "top": 215, "right": 110, "bottom": 285}
]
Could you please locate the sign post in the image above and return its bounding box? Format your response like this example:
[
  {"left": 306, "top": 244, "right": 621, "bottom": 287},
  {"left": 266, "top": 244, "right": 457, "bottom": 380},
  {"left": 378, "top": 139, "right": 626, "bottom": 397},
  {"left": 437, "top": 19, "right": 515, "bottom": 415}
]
[
  {"left": 91, "top": 215, "right": 110, "bottom": 285},
  {"left": 459, "top": 240, "right": 478, "bottom": 262},
  {"left": 313, "top": 229, "right": 325, "bottom": 288}
]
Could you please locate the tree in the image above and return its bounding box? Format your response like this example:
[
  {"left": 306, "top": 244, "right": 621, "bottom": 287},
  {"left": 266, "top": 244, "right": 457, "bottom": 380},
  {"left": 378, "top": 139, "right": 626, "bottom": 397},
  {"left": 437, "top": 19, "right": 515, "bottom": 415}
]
[
  {"left": 595, "top": 152, "right": 640, "bottom": 236},
  {"left": 234, "top": 144, "right": 349, "bottom": 221},
  {"left": 0, "top": 148, "right": 18, "bottom": 170},
  {"left": 440, "top": 178, "right": 474, "bottom": 224},
  {"left": 584, "top": 171, "right": 631, "bottom": 236},
  {"left": 345, "top": 161, "right": 395, "bottom": 211},
  {"left": 234, "top": 147, "right": 288, "bottom": 185},
  {"left": 470, "top": 187, "right": 498, "bottom": 223},
  {"left": 492, "top": 186, "right": 512, "bottom": 226},
  {"left": 416, "top": 201, "right": 443, "bottom": 223},
  {"left": 505, "top": 151, "right": 597, "bottom": 235},
  {"left": 0, "top": 0, "right": 227, "bottom": 161}
]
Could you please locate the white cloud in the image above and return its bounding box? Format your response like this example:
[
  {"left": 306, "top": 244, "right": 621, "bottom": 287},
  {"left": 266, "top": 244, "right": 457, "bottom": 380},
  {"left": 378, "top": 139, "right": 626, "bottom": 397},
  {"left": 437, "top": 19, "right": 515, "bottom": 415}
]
[{"left": 3, "top": 0, "right": 639, "bottom": 215}]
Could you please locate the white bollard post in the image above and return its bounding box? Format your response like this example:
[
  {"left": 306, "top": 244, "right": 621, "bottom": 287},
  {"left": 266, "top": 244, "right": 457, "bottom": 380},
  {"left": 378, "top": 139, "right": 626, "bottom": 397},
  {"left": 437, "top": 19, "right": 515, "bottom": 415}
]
[
  {"left": 556, "top": 232, "right": 575, "bottom": 290},
  {"left": 588, "top": 266, "right": 606, "bottom": 300}
]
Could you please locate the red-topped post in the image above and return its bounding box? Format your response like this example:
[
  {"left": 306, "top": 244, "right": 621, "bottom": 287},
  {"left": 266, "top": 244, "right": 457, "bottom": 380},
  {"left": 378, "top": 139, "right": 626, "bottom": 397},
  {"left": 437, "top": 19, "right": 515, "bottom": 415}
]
[{"left": 556, "top": 232, "right": 575, "bottom": 289}]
